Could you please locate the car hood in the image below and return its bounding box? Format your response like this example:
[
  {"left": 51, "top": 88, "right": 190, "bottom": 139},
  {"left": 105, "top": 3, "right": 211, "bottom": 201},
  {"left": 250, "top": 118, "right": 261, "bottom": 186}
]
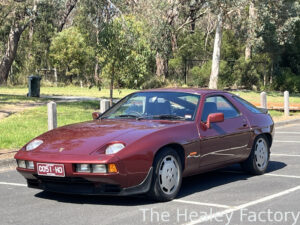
[{"left": 29, "top": 119, "right": 183, "bottom": 155}]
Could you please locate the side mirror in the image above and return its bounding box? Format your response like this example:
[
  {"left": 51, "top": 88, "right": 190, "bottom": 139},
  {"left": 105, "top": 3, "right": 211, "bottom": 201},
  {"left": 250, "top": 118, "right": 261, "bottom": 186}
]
[
  {"left": 92, "top": 112, "right": 100, "bottom": 120},
  {"left": 207, "top": 113, "right": 224, "bottom": 129}
]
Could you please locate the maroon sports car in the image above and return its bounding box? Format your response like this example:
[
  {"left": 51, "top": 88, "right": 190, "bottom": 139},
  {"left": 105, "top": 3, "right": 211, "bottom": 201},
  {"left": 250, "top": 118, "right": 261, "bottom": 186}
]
[{"left": 15, "top": 89, "right": 274, "bottom": 201}]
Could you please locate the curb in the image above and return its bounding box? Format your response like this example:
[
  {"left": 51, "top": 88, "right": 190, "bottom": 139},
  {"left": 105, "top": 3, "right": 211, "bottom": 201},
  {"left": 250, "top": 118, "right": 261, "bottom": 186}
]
[
  {"left": 274, "top": 118, "right": 300, "bottom": 127},
  {"left": 0, "top": 158, "right": 16, "bottom": 169}
]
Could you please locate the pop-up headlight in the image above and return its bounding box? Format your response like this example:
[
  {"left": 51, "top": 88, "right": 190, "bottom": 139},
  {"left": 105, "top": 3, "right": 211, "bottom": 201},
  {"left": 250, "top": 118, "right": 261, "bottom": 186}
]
[
  {"left": 105, "top": 143, "right": 125, "bottom": 155},
  {"left": 26, "top": 140, "right": 43, "bottom": 151}
]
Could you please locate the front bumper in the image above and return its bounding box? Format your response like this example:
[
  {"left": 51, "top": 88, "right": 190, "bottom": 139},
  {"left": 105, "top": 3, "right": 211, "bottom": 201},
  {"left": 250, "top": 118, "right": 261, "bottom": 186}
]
[
  {"left": 15, "top": 150, "right": 153, "bottom": 195},
  {"left": 19, "top": 167, "right": 153, "bottom": 196}
]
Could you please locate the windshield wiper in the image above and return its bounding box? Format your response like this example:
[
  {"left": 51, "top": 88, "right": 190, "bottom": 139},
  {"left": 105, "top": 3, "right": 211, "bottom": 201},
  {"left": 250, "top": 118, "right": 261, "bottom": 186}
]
[
  {"left": 154, "top": 114, "right": 185, "bottom": 120},
  {"left": 138, "top": 114, "right": 186, "bottom": 121},
  {"left": 116, "top": 114, "right": 139, "bottom": 119}
]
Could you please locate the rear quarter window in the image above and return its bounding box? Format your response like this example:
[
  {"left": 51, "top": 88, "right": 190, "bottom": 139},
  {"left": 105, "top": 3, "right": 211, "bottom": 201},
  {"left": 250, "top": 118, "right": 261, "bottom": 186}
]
[
  {"left": 202, "top": 95, "right": 240, "bottom": 122},
  {"left": 233, "top": 96, "right": 262, "bottom": 114}
]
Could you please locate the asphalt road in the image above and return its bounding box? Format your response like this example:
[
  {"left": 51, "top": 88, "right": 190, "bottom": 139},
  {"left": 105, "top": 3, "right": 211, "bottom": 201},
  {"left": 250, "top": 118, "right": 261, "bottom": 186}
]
[{"left": 1, "top": 123, "right": 300, "bottom": 225}]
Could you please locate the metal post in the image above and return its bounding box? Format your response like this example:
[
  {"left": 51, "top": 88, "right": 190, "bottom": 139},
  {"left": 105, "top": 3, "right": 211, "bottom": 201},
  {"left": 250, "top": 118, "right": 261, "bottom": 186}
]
[
  {"left": 284, "top": 91, "right": 289, "bottom": 117},
  {"left": 260, "top": 92, "right": 267, "bottom": 109},
  {"left": 100, "top": 99, "right": 110, "bottom": 114},
  {"left": 48, "top": 101, "right": 57, "bottom": 130}
]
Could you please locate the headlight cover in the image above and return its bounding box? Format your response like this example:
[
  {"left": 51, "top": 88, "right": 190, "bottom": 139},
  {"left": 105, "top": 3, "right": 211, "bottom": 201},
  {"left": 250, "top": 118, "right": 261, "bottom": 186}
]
[
  {"left": 105, "top": 143, "right": 125, "bottom": 155},
  {"left": 17, "top": 160, "right": 26, "bottom": 168},
  {"left": 76, "top": 164, "right": 91, "bottom": 173},
  {"left": 26, "top": 139, "right": 43, "bottom": 151}
]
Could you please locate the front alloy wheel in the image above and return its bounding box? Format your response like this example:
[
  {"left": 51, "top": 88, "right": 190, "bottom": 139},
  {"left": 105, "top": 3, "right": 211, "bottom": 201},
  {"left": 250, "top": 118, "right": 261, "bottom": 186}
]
[
  {"left": 158, "top": 155, "right": 180, "bottom": 195},
  {"left": 148, "top": 148, "right": 182, "bottom": 201}
]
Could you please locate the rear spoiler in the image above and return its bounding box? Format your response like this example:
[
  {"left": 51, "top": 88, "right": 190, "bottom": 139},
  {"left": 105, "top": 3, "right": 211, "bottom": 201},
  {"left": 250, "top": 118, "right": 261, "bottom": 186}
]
[{"left": 258, "top": 107, "right": 268, "bottom": 114}]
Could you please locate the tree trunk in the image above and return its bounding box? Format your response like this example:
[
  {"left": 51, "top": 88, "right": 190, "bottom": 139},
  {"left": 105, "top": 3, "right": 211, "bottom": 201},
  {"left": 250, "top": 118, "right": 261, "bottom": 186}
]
[
  {"left": 28, "top": 0, "right": 38, "bottom": 61},
  {"left": 0, "top": 24, "right": 24, "bottom": 85},
  {"left": 190, "top": 7, "right": 196, "bottom": 33},
  {"left": 109, "top": 62, "right": 115, "bottom": 107},
  {"left": 245, "top": 0, "right": 256, "bottom": 60},
  {"left": 209, "top": 12, "right": 223, "bottom": 89},
  {"left": 245, "top": 43, "right": 252, "bottom": 61},
  {"left": 94, "top": 61, "right": 99, "bottom": 83},
  {"left": 171, "top": 33, "right": 178, "bottom": 53},
  {"left": 58, "top": 0, "right": 78, "bottom": 32},
  {"left": 94, "top": 29, "right": 100, "bottom": 85},
  {"left": 156, "top": 52, "right": 165, "bottom": 77},
  {"left": 54, "top": 68, "right": 58, "bottom": 86}
]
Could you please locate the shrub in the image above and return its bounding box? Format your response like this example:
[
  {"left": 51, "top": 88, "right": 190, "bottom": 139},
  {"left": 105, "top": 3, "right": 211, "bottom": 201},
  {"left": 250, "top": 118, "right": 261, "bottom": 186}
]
[
  {"left": 188, "top": 64, "right": 210, "bottom": 87},
  {"left": 273, "top": 68, "right": 300, "bottom": 93},
  {"left": 141, "top": 76, "right": 166, "bottom": 89}
]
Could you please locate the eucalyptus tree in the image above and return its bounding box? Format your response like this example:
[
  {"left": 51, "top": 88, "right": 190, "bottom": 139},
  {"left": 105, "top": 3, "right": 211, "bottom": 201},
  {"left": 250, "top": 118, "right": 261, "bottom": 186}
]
[
  {"left": 131, "top": 0, "right": 208, "bottom": 78},
  {"left": 0, "top": 0, "right": 38, "bottom": 85},
  {"left": 245, "top": 0, "right": 256, "bottom": 60},
  {"left": 253, "top": 0, "right": 300, "bottom": 86},
  {"left": 0, "top": 0, "right": 78, "bottom": 85},
  {"left": 208, "top": 0, "right": 247, "bottom": 89},
  {"left": 49, "top": 27, "right": 94, "bottom": 84},
  {"left": 97, "top": 16, "right": 153, "bottom": 104},
  {"left": 75, "top": 0, "right": 111, "bottom": 86}
]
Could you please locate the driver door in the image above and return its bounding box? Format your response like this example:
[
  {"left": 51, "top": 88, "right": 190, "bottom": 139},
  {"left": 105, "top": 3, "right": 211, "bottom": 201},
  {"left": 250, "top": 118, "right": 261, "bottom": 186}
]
[{"left": 199, "top": 95, "right": 250, "bottom": 167}]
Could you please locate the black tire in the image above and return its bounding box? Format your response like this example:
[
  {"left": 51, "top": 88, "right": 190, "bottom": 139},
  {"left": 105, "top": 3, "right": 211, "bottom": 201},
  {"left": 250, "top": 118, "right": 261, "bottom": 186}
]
[
  {"left": 147, "top": 147, "right": 182, "bottom": 202},
  {"left": 241, "top": 135, "right": 270, "bottom": 175}
]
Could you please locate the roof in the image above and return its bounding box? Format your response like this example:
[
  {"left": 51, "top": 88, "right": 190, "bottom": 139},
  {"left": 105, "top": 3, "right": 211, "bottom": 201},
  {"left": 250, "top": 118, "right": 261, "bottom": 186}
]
[{"left": 138, "top": 88, "right": 224, "bottom": 95}]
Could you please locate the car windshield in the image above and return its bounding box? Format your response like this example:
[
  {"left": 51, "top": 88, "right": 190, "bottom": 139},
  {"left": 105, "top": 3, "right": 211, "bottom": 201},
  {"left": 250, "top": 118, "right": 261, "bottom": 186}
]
[{"left": 102, "top": 92, "right": 200, "bottom": 121}]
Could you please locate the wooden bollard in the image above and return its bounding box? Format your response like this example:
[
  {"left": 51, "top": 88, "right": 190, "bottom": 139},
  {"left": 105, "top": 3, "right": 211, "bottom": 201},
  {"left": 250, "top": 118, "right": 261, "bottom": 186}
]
[
  {"left": 284, "top": 91, "right": 289, "bottom": 117},
  {"left": 47, "top": 101, "right": 57, "bottom": 130},
  {"left": 260, "top": 92, "right": 267, "bottom": 109},
  {"left": 100, "top": 99, "right": 110, "bottom": 114}
]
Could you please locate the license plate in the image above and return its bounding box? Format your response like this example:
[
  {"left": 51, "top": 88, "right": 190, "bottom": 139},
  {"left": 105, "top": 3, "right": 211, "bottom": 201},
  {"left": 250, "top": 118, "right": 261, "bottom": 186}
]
[{"left": 37, "top": 163, "right": 65, "bottom": 177}]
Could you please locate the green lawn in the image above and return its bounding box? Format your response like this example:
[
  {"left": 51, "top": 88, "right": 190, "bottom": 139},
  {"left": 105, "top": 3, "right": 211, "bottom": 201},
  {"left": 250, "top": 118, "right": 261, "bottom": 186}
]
[
  {"left": 268, "top": 110, "right": 300, "bottom": 117},
  {"left": 231, "top": 90, "right": 300, "bottom": 104},
  {"left": 0, "top": 101, "right": 98, "bottom": 149},
  {"left": 0, "top": 86, "right": 135, "bottom": 99}
]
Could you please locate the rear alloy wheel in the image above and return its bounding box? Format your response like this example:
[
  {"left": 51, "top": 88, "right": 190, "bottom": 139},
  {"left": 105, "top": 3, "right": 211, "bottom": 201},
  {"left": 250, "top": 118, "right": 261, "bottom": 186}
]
[
  {"left": 148, "top": 148, "right": 182, "bottom": 201},
  {"left": 241, "top": 135, "right": 270, "bottom": 175}
]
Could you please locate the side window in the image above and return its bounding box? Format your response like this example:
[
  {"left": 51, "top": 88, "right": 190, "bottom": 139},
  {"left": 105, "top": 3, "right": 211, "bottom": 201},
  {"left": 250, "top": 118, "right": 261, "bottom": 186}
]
[{"left": 201, "top": 96, "right": 240, "bottom": 122}]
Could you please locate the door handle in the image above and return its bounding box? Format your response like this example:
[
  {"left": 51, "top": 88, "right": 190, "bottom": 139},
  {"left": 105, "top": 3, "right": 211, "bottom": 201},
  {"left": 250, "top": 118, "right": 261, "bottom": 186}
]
[{"left": 242, "top": 119, "right": 248, "bottom": 127}]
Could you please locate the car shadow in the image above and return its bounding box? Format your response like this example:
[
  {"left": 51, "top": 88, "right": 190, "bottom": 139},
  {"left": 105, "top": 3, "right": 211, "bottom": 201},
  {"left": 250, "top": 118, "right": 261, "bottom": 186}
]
[
  {"left": 34, "top": 161, "right": 286, "bottom": 205},
  {"left": 177, "top": 161, "right": 286, "bottom": 199}
]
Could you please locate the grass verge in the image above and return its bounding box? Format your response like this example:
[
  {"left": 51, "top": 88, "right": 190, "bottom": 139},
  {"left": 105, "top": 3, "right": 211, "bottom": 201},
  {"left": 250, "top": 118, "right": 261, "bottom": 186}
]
[
  {"left": 231, "top": 90, "right": 300, "bottom": 104},
  {"left": 0, "top": 101, "right": 98, "bottom": 149}
]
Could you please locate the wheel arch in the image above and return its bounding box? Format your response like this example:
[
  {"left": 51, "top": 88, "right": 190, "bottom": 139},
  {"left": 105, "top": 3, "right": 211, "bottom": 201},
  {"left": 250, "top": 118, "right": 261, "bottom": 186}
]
[
  {"left": 251, "top": 128, "right": 273, "bottom": 148},
  {"left": 262, "top": 133, "right": 273, "bottom": 148},
  {"left": 153, "top": 143, "right": 185, "bottom": 171}
]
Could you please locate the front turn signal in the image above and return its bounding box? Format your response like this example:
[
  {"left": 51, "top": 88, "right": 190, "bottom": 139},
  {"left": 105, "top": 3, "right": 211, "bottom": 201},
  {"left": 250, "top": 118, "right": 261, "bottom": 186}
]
[{"left": 108, "top": 164, "right": 118, "bottom": 173}]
